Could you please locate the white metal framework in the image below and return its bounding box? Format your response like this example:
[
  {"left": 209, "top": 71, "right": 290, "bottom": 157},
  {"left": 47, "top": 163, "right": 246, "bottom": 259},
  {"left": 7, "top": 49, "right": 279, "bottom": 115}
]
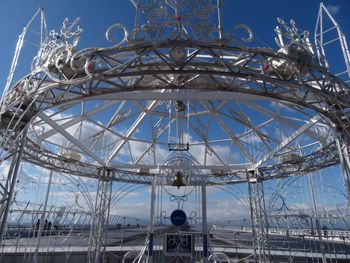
[{"left": 0, "top": 1, "right": 350, "bottom": 262}]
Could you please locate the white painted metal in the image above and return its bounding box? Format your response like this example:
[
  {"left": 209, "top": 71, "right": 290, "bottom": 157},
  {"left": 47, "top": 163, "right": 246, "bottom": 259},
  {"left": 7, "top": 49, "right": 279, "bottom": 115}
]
[
  {"left": 0, "top": 1, "right": 350, "bottom": 262},
  {"left": 201, "top": 183, "right": 208, "bottom": 263},
  {"left": 38, "top": 112, "right": 105, "bottom": 166},
  {"left": 315, "top": 2, "right": 350, "bottom": 81},
  {"left": 33, "top": 169, "right": 53, "bottom": 263}
]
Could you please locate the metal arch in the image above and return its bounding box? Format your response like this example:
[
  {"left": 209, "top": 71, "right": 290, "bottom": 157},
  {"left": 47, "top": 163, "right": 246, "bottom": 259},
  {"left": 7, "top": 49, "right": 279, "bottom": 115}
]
[
  {"left": 2, "top": 44, "right": 349, "bottom": 110},
  {"left": 0, "top": 43, "right": 347, "bottom": 183},
  {"left": 1, "top": 9, "right": 350, "bottom": 187},
  {"left": 1, "top": 4, "right": 350, "bottom": 263},
  {"left": 21, "top": 138, "right": 340, "bottom": 185}
]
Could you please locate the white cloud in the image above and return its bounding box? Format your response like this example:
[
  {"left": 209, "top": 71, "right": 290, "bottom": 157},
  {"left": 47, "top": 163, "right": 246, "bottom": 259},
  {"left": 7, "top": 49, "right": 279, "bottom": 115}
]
[
  {"left": 110, "top": 201, "right": 150, "bottom": 218},
  {"left": 290, "top": 202, "right": 311, "bottom": 211},
  {"left": 207, "top": 199, "right": 250, "bottom": 221},
  {"left": 30, "top": 110, "right": 123, "bottom": 164},
  {"left": 188, "top": 144, "right": 239, "bottom": 166},
  {"left": 326, "top": 4, "right": 340, "bottom": 16}
]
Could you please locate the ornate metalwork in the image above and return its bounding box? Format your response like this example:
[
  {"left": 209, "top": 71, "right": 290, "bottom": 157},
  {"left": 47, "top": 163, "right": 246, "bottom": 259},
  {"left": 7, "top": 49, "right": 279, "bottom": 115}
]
[
  {"left": 33, "top": 17, "right": 82, "bottom": 71},
  {"left": 158, "top": 154, "right": 202, "bottom": 186},
  {"left": 131, "top": 0, "right": 217, "bottom": 40},
  {"left": 1, "top": 2, "right": 350, "bottom": 262}
]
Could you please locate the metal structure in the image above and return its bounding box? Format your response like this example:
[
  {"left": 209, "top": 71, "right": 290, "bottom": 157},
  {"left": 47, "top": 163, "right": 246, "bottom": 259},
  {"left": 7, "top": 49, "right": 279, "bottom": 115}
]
[
  {"left": 315, "top": 2, "right": 350, "bottom": 83},
  {"left": 247, "top": 170, "right": 271, "bottom": 263},
  {"left": 0, "top": 1, "right": 350, "bottom": 262},
  {"left": 87, "top": 169, "right": 112, "bottom": 263}
]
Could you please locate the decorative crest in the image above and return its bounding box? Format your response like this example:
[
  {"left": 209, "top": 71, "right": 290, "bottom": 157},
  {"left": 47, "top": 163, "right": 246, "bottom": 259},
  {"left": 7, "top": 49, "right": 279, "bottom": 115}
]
[
  {"left": 33, "top": 18, "right": 82, "bottom": 69},
  {"left": 274, "top": 18, "right": 314, "bottom": 55},
  {"left": 127, "top": 0, "right": 255, "bottom": 44},
  {"left": 130, "top": 0, "right": 217, "bottom": 40}
]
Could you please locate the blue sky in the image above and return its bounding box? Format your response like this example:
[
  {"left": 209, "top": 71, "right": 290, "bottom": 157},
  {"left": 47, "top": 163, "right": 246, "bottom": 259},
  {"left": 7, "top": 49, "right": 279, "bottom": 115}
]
[{"left": 1, "top": 0, "right": 350, "bottom": 225}]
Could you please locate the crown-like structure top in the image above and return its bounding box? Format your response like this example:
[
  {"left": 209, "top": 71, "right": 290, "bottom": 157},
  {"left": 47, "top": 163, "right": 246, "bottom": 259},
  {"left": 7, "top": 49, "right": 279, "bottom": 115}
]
[{"left": 130, "top": 0, "right": 220, "bottom": 41}]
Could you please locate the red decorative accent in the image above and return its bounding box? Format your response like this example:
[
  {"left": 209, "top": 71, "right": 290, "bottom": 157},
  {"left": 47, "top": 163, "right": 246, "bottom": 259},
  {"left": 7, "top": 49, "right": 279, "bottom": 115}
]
[
  {"left": 87, "top": 63, "right": 94, "bottom": 73},
  {"left": 176, "top": 15, "right": 181, "bottom": 22},
  {"left": 262, "top": 63, "right": 270, "bottom": 72}
]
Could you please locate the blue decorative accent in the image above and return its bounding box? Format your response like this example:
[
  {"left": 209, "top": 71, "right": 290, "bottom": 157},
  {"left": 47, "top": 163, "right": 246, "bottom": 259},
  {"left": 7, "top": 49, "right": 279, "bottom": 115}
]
[
  {"left": 203, "top": 234, "right": 208, "bottom": 257},
  {"left": 170, "top": 209, "right": 187, "bottom": 227}
]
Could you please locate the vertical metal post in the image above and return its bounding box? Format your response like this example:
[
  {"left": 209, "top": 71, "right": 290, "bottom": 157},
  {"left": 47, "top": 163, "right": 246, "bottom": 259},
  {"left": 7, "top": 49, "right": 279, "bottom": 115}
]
[
  {"left": 216, "top": 0, "right": 223, "bottom": 40},
  {"left": 39, "top": 8, "right": 47, "bottom": 46},
  {"left": 0, "top": 130, "right": 26, "bottom": 246},
  {"left": 307, "top": 173, "right": 327, "bottom": 263},
  {"left": 247, "top": 170, "right": 271, "bottom": 263},
  {"left": 103, "top": 179, "right": 113, "bottom": 263},
  {"left": 336, "top": 139, "right": 350, "bottom": 205},
  {"left": 148, "top": 177, "right": 156, "bottom": 262},
  {"left": 135, "top": 0, "right": 140, "bottom": 31},
  {"left": 1, "top": 8, "right": 42, "bottom": 106},
  {"left": 87, "top": 168, "right": 112, "bottom": 263},
  {"left": 342, "top": 146, "right": 350, "bottom": 183},
  {"left": 201, "top": 183, "right": 209, "bottom": 263},
  {"left": 33, "top": 169, "right": 54, "bottom": 263}
]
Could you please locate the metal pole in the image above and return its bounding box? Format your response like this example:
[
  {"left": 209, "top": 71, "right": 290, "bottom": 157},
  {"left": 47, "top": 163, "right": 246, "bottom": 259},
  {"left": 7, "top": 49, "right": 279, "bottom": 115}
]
[
  {"left": 202, "top": 183, "right": 208, "bottom": 263},
  {"left": 307, "top": 173, "right": 327, "bottom": 263},
  {"left": 134, "top": 0, "right": 140, "bottom": 32},
  {"left": 0, "top": 130, "right": 26, "bottom": 245},
  {"left": 148, "top": 177, "right": 156, "bottom": 262},
  {"left": 1, "top": 8, "right": 42, "bottom": 104},
  {"left": 336, "top": 139, "right": 350, "bottom": 205},
  {"left": 248, "top": 177, "right": 259, "bottom": 263},
  {"left": 33, "top": 169, "right": 54, "bottom": 263},
  {"left": 216, "top": 0, "right": 223, "bottom": 40},
  {"left": 87, "top": 169, "right": 112, "bottom": 263},
  {"left": 101, "top": 176, "right": 113, "bottom": 263}
]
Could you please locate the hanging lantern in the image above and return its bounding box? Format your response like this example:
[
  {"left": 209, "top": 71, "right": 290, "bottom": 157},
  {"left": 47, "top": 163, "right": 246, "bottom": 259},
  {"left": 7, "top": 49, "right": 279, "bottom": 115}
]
[{"left": 171, "top": 171, "right": 186, "bottom": 189}]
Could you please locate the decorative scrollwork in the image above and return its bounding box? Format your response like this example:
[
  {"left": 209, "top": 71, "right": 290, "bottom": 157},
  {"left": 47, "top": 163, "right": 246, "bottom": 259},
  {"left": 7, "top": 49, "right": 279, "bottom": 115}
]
[
  {"left": 261, "top": 18, "right": 317, "bottom": 79},
  {"left": 106, "top": 23, "right": 129, "bottom": 48},
  {"left": 274, "top": 18, "right": 314, "bottom": 56},
  {"left": 60, "top": 17, "right": 82, "bottom": 43},
  {"left": 130, "top": 0, "right": 218, "bottom": 41},
  {"left": 232, "top": 24, "right": 253, "bottom": 43},
  {"left": 188, "top": 211, "right": 197, "bottom": 224},
  {"left": 33, "top": 17, "right": 82, "bottom": 71},
  {"left": 158, "top": 154, "right": 202, "bottom": 187},
  {"left": 127, "top": 0, "right": 256, "bottom": 46},
  {"left": 169, "top": 194, "right": 188, "bottom": 203}
]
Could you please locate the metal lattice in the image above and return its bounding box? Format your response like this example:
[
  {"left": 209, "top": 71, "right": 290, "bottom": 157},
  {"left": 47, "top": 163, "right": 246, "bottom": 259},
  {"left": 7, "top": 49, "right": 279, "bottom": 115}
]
[
  {"left": 87, "top": 169, "right": 112, "bottom": 263},
  {"left": 0, "top": 2, "right": 350, "bottom": 262}
]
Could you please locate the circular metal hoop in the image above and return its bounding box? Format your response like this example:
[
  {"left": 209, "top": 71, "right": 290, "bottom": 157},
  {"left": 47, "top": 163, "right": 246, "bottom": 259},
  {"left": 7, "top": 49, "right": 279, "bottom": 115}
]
[{"left": 1, "top": 40, "right": 348, "bottom": 185}]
